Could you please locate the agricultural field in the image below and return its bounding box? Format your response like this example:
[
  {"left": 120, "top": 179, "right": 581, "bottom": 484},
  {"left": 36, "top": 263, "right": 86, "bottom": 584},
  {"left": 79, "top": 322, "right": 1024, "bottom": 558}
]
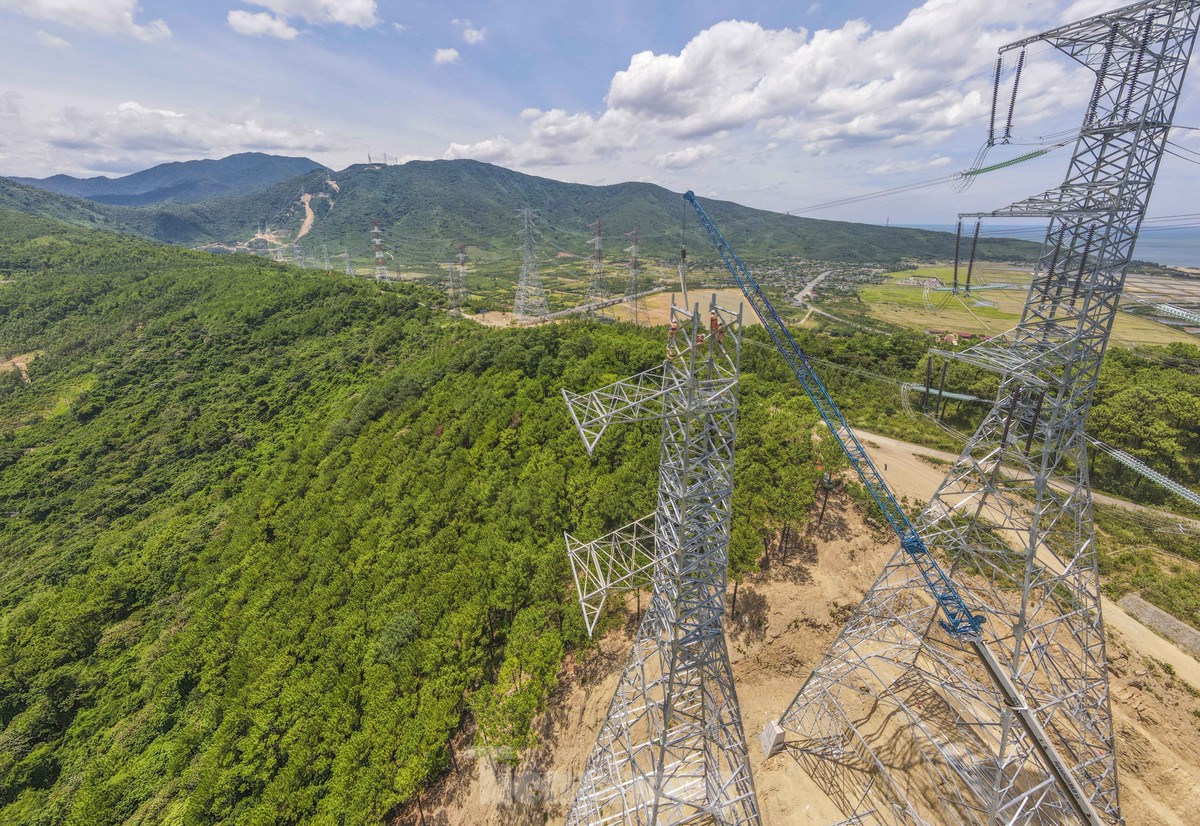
[{"left": 857, "top": 263, "right": 1199, "bottom": 345}]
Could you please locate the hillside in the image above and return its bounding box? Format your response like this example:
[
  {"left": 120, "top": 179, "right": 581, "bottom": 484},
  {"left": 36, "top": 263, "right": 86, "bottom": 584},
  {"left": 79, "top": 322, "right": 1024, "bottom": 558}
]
[
  {"left": 2, "top": 159, "right": 1041, "bottom": 266},
  {"left": 9, "top": 152, "right": 328, "bottom": 206},
  {"left": 0, "top": 211, "right": 1196, "bottom": 824}
]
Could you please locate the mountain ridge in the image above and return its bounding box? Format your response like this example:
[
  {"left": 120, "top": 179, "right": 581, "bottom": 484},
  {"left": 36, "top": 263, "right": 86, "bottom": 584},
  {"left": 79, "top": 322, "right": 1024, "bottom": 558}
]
[
  {"left": 1, "top": 158, "right": 1042, "bottom": 265},
  {"left": 9, "top": 152, "right": 329, "bottom": 206}
]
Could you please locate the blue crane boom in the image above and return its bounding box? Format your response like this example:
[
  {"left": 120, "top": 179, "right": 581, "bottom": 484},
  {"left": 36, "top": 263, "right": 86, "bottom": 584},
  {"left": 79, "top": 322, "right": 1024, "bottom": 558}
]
[{"left": 683, "top": 191, "right": 982, "bottom": 637}]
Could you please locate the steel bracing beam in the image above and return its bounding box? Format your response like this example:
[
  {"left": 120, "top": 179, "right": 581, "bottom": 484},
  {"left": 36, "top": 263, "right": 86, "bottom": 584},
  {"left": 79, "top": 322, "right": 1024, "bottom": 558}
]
[
  {"left": 771, "top": 2, "right": 1200, "bottom": 825},
  {"left": 564, "top": 296, "right": 761, "bottom": 825}
]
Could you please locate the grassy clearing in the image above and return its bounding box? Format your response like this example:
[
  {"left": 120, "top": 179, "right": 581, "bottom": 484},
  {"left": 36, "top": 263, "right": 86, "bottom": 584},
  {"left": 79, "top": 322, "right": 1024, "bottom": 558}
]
[{"left": 860, "top": 272, "right": 1196, "bottom": 344}]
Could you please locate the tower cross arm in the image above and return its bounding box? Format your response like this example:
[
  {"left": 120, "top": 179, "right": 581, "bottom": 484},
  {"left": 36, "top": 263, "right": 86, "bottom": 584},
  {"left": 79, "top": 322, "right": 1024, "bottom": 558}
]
[
  {"left": 565, "top": 514, "right": 660, "bottom": 637},
  {"left": 562, "top": 363, "right": 686, "bottom": 453}
]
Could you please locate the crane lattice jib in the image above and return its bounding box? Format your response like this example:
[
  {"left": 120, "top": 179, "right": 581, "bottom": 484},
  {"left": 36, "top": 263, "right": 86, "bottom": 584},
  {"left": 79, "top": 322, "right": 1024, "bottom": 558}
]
[{"left": 683, "top": 191, "right": 982, "bottom": 637}]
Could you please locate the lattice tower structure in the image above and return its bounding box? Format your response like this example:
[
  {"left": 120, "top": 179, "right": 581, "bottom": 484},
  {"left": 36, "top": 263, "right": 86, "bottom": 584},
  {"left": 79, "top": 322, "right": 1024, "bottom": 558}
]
[
  {"left": 769, "top": 3, "right": 1200, "bottom": 825},
  {"left": 586, "top": 218, "right": 607, "bottom": 310},
  {"left": 513, "top": 208, "right": 549, "bottom": 320},
  {"left": 562, "top": 295, "right": 760, "bottom": 825},
  {"left": 344, "top": 250, "right": 353, "bottom": 276},
  {"left": 322, "top": 243, "right": 332, "bottom": 274},
  {"left": 626, "top": 228, "right": 644, "bottom": 324},
  {"left": 446, "top": 244, "right": 467, "bottom": 312},
  {"left": 372, "top": 220, "right": 388, "bottom": 280},
  {"left": 293, "top": 240, "right": 306, "bottom": 268}
]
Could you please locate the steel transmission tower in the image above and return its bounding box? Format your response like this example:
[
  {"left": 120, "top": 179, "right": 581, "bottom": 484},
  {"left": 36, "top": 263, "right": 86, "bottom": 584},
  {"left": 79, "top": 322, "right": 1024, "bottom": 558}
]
[
  {"left": 563, "top": 295, "right": 760, "bottom": 825},
  {"left": 766, "top": 3, "right": 1200, "bottom": 825},
  {"left": 513, "top": 208, "right": 549, "bottom": 320},
  {"left": 446, "top": 244, "right": 467, "bottom": 313},
  {"left": 587, "top": 218, "right": 606, "bottom": 310},
  {"left": 626, "top": 228, "right": 644, "bottom": 324},
  {"left": 344, "top": 250, "right": 353, "bottom": 276},
  {"left": 372, "top": 220, "right": 389, "bottom": 280}
]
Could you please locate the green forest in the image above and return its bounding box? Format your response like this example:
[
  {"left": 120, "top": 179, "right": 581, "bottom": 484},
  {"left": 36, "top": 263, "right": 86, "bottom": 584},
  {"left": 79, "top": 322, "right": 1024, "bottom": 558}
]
[{"left": 0, "top": 208, "right": 1197, "bottom": 823}]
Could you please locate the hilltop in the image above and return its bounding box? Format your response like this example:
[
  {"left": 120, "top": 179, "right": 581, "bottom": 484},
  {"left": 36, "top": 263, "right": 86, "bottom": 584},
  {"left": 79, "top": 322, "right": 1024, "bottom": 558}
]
[
  {"left": 1, "top": 159, "right": 1040, "bottom": 266},
  {"left": 9, "top": 152, "right": 328, "bottom": 206}
]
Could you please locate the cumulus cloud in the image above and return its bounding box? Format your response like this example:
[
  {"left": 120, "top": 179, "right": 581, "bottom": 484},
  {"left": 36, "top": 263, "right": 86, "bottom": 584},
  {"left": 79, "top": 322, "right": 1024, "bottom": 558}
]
[
  {"left": 0, "top": 0, "right": 169, "bottom": 41},
  {"left": 434, "top": 48, "right": 460, "bottom": 64},
  {"left": 654, "top": 144, "right": 718, "bottom": 170},
  {"left": 444, "top": 107, "right": 637, "bottom": 166},
  {"left": 869, "top": 155, "right": 952, "bottom": 175},
  {"left": 452, "top": 19, "right": 486, "bottom": 44},
  {"left": 441, "top": 0, "right": 1092, "bottom": 170},
  {"left": 0, "top": 97, "right": 338, "bottom": 174},
  {"left": 34, "top": 29, "right": 69, "bottom": 48},
  {"left": 241, "top": 0, "right": 377, "bottom": 27},
  {"left": 228, "top": 10, "right": 298, "bottom": 39}
]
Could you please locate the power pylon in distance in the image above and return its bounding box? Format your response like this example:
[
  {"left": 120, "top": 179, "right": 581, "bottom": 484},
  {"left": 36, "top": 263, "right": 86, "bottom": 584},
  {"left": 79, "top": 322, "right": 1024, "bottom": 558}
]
[
  {"left": 625, "top": 227, "right": 644, "bottom": 324},
  {"left": 586, "top": 218, "right": 606, "bottom": 311},
  {"left": 372, "top": 220, "right": 389, "bottom": 280},
  {"left": 562, "top": 294, "right": 760, "bottom": 824},
  {"left": 513, "top": 208, "right": 549, "bottom": 320},
  {"left": 767, "top": 3, "right": 1200, "bottom": 825},
  {"left": 446, "top": 244, "right": 467, "bottom": 313}
]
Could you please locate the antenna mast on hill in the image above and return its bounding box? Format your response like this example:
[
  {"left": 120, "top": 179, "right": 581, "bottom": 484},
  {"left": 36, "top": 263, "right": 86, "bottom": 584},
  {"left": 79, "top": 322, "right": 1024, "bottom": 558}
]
[
  {"left": 513, "top": 208, "right": 548, "bottom": 320},
  {"left": 372, "top": 220, "right": 388, "bottom": 280},
  {"left": 767, "top": 3, "right": 1200, "bottom": 824},
  {"left": 563, "top": 295, "right": 759, "bottom": 825}
]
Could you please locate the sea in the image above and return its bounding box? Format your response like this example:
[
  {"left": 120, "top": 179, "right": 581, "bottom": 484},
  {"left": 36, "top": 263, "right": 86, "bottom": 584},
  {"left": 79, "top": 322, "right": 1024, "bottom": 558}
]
[{"left": 899, "top": 224, "right": 1200, "bottom": 269}]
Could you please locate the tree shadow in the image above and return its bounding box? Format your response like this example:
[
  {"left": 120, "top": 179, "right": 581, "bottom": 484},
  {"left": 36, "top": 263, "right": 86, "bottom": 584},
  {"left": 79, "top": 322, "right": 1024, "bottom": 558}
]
[{"left": 731, "top": 585, "right": 769, "bottom": 643}]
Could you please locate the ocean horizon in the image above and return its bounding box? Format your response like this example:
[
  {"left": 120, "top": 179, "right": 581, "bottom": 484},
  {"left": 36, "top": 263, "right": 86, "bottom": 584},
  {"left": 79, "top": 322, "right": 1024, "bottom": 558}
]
[{"left": 898, "top": 224, "right": 1200, "bottom": 268}]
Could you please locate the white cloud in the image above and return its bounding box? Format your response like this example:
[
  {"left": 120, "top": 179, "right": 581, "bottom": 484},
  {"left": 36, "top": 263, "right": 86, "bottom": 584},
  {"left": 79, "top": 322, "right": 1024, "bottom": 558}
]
[
  {"left": 1059, "top": 0, "right": 1125, "bottom": 22},
  {"left": 654, "top": 144, "right": 718, "bottom": 170},
  {"left": 228, "top": 10, "right": 298, "bottom": 39},
  {"left": 0, "top": 0, "right": 169, "bottom": 41},
  {"left": 242, "top": 0, "right": 378, "bottom": 27},
  {"left": 451, "top": 18, "right": 486, "bottom": 45},
  {"left": 444, "top": 107, "right": 637, "bottom": 166},
  {"left": 442, "top": 0, "right": 1095, "bottom": 172},
  {"left": 393, "top": 22, "right": 408, "bottom": 33},
  {"left": 0, "top": 97, "right": 339, "bottom": 174},
  {"left": 434, "top": 48, "right": 460, "bottom": 65},
  {"left": 869, "top": 155, "right": 952, "bottom": 175},
  {"left": 34, "top": 29, "right": 69, "bottom": 48}
]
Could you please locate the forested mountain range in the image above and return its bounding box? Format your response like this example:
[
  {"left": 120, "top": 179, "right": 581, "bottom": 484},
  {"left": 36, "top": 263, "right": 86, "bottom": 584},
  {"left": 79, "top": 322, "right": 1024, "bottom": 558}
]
[
  {"left": 2, "top": 158, "right": 1041, "bottom": 265},
  {"left": 9, "top": 152, "right": 327, "bottom": 206},
  {"left": 0, "top": 209, "right": 1195, "bottom": 824}
]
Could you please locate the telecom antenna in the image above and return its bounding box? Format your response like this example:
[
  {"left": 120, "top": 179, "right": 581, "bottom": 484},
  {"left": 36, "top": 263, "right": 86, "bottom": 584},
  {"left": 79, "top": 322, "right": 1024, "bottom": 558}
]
[
  {"left": 512, "top": 208, "right": 549, "bottom": 320},
  {"left": 625, "top": 228, "right": 643, "bottom": 324},
  {"left": 344, "top": 250, "right": 353, "bottom": 276},
  {"left": 563, "top": 295, "right": 760, "bottom": 825},
  {"left": 586, "top": 218, "right": 606, "bottom": 311},
  {"left": 372, "top": 220, "right": 389, "bottom": 280},
  {"left": 768, "top": 3, "right": 1200, "bottom": 824}
]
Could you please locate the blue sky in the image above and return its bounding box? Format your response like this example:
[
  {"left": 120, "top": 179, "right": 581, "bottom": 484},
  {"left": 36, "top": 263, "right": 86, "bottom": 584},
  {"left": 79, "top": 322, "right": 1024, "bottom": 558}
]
[{"left": 2, "top": 0, "right": 1199, "bottom": 223}]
